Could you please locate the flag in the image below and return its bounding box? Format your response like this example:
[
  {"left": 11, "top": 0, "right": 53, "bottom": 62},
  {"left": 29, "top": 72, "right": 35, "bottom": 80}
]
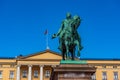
[{"left": 44, "top": 29, "right": 48, "bottom": 35}]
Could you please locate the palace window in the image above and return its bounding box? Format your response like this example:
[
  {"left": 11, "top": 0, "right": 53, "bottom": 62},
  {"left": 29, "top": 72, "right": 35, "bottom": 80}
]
[
  {"left": 10, "top": 65, "right": 14, "bottom": 68},
  {"left": 113, "top": 66, "right": 117, "bottom": 68},
  {"left": 0, "top": 71, "right": 2, "bottom": 78},
  {"left": 102, "top": 65, "right": 106, "bottom": 68},
  {"left": 102, "top": 72, "right": 107, "bottom": 80},
  {"left": 22, "top": 70, "right": 27, "bottom": 78},
  {"left": 0, "top": 65, "right": 2, "bottom": 68},
  {"left": 114, "top": 72, "right": 118, "bottom": 80},
  {"left": 9, "top": 71, "right": 14, "bottom": 78},
  {"left": 91, "top": 73, "right": 96, "bottom": 80},
  {"left": 45, "top": 70, "right": 50, "bottom": 78},
  {"left": 34, "top": 70, "right": 38, "bottom": 78}
]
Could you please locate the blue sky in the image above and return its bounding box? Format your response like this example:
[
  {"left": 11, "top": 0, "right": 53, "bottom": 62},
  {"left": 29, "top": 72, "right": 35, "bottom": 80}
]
[{"left": 0, "top": 0, "right": 120, "bottom": 58}]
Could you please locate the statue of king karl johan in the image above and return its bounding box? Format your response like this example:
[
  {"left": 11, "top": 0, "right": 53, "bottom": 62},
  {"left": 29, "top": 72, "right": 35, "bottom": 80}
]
[{"left": 52, "top": 13, "right": 83, "bottom": 60}]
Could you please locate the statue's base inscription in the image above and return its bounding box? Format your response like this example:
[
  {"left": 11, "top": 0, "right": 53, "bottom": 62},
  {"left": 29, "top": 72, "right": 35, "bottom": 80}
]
[{"left": 50, "top": 64, "right": 96, "bottom": 80}]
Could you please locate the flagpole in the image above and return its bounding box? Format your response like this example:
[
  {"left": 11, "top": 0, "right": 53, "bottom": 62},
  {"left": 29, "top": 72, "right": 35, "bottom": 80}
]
[
  {"left": 46, "top": 32, "right": 49, "bottom": 49},
  {"left": 44, "top": 29, "right": 49, "bottom": 49}
]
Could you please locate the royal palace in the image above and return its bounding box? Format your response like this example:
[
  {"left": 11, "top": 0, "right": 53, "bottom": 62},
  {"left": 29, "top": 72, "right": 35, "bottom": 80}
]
[{"left": 0, "top": 49, "right": 120, "bottom": 80}]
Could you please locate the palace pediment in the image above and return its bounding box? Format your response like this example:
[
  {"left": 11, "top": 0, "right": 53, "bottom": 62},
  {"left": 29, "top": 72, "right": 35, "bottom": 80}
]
[{"left": 20, "top": 49, "right": 62, "bottom": 60}]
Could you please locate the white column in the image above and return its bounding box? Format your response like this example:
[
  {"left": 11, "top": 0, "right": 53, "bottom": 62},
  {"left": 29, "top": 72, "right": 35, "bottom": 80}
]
[
  {"left": 16, "top": 65, "right": 20, "bottom": 80},
  {"left": 28, "top": 65, "right": 32, "bottom": 80},
  {"left": 40, "top": 65, "right": 44, "bottom": 80}
]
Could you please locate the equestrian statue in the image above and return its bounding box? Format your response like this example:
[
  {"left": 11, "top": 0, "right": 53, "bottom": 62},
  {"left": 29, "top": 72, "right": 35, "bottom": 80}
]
[{"left": 52, "top": 13, "right": 83, "bottom": 60}]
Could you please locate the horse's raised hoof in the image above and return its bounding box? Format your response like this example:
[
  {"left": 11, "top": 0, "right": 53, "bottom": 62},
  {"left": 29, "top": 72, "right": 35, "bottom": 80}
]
[{"left": 80, "top": 46, "right": 83, "bottom": 50}]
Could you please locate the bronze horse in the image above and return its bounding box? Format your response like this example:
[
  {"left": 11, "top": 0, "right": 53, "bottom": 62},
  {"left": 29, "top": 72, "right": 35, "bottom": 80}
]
[{"left": 52, "top": 15, "right": 83, "bottom": 60}]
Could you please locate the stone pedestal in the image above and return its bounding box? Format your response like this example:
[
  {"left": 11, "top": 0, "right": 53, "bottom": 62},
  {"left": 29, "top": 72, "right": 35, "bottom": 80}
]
[{"left": 50, "top": 62, "right": 96, "bottom": 80}]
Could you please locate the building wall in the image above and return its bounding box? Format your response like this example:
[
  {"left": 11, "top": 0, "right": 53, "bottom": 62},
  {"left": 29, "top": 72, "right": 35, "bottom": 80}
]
[
  {"left": 0, "top": 59, "right": 16, "bottom": 80},
  {"left": 0, "top": 64, "right": 16, "bottom": 80},
  {"left": 19, "top": 65, "right": 52, "bottom": 80},
  {"left": 0, "top": 51, "right": 120, "bottom": 80},
  {"left": 0, "top": 59, "right": 120, "bottom": 80},
  {"left": 87, "top": 60, "right": 120, "bottom": 80}
]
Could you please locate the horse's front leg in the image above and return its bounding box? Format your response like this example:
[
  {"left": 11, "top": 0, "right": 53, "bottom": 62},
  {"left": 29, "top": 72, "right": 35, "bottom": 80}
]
[
  {"left": 74, "top": 40, "right": 81, "bottom": 57},
  {"left": 62, "top": 52, "right": 65, "bottom": 60},
  {"left": 62, "top": 48, "right": 65, "bottom": 60},
  {"left": 71, "top": 48, "right": 75, "bottom": 60},
  {"left": 65, "top": 41, "right": 69, "bottom": 59}
]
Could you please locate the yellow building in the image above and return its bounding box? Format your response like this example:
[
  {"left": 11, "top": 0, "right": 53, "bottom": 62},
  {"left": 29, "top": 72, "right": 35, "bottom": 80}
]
[{"left": 0, "top": 49, "right": 119, "bottom": 80}]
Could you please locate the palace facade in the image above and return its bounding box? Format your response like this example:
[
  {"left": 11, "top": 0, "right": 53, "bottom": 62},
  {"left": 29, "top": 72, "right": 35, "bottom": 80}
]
[{"left": 0, "top": 49, "right": 120, "bottom": 80}]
